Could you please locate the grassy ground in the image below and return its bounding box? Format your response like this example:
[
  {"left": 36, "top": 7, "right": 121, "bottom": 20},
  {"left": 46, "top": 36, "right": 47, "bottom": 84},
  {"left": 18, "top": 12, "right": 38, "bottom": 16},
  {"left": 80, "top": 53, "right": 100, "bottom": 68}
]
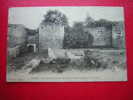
[{"left": 7, "top": 49, "right": 127, "bottom": 82}]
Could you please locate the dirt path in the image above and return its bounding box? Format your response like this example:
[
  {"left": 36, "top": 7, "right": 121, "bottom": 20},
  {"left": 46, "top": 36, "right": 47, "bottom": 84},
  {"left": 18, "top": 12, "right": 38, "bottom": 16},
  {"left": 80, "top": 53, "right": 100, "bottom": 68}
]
[{"left": 7, "top": 69, "right": 127, "bottom": 82}]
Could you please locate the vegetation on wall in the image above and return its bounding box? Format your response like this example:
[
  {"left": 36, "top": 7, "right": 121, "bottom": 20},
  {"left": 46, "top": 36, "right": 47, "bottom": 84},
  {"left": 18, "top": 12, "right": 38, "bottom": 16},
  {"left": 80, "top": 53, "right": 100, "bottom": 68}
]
[
  {"left": 63, "top": 22, "right": 94, "bottom": 48},
  {"left": 42, "top": 10, "right": 68, "bottom": 26}
]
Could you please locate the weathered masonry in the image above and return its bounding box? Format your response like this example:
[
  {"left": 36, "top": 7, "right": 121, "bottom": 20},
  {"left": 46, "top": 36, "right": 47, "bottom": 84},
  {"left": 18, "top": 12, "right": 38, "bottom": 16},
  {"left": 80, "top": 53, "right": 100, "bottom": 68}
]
[
  {"left": 86, "top": 26, "right": 112, "bottom": 47},
  {"left": 8, "top": 24, "right": 27, "bottom": 57},
  {"left": 39, "top": 23, "right": 65, "bottom": 52}
]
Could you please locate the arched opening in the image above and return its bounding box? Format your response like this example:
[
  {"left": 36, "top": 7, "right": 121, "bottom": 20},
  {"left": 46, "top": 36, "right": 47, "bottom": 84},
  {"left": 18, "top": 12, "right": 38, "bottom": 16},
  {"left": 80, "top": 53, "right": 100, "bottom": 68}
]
[{"left": 27, "top": 44, "right": 37, "bottom": 53}]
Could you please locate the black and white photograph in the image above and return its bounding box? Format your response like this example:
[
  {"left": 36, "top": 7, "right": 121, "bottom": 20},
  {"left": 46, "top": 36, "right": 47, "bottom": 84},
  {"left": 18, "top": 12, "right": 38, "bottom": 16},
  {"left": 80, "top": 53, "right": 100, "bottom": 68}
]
[{"left": 7, "top": 7, "right": 127, "bottom": 82}]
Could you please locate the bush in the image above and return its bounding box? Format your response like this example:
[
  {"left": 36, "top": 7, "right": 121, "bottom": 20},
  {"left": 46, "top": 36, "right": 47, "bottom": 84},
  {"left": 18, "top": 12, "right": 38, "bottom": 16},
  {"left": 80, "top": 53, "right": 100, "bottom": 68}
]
[
  {"left": 83, "top": 50, "right": 102, "bottom": 69},
  {"left": 50, "top": 58, "right": 71, "bottom": 64}
]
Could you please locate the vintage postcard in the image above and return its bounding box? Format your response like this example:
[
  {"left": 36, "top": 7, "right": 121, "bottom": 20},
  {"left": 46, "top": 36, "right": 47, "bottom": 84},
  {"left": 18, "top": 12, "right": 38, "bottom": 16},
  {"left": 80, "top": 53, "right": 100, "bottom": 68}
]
[{"left": 7, "top": 6, "right": 127, "bottom": 82}]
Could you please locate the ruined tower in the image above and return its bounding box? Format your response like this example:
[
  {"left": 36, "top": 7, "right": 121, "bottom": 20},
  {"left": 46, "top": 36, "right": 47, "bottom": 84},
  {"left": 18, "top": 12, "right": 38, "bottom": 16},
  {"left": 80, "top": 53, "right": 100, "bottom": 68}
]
[
  {"left": 38, "top": 10, "right": 67, "bottom": 52},
  {"left": 39, "top": 23, "right": 64, "bottom": 52}
]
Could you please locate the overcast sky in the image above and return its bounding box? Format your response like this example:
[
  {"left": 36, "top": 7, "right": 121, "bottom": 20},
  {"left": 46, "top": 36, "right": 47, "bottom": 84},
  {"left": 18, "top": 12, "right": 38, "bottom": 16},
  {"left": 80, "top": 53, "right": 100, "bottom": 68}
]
[{"left": 9, "top": 6, "right": 124, "bottom": 29}]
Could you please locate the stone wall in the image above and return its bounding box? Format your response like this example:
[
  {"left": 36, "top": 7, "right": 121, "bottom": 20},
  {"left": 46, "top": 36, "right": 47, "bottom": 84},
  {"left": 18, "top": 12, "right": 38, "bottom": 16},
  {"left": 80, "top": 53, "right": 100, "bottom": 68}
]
[
  {"left": 8, "top": 24, "right": 27, "bottom": 57},
  {"left": 87, "top": 27, "right": 112, "bottom": 47},
  {"left": 8, "top": 24, "right": 27, "bottom": 48},
  {"left": 39, "top": 24, "right": 64, "bottom": 51},
  {"left": 112, "top": 22, "right": 125, "bottom": 49}
]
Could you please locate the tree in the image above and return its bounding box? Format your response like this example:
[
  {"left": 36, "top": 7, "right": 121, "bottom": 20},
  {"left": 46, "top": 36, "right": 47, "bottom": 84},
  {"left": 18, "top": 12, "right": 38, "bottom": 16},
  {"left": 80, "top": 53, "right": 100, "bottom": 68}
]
[
  {"left": 42, "top": 10, "right": 68, "bottom": 26},
  {"left": 63, "top": 22, "right": 94, "bottom": 48},
  {"left": 73, "top": 22, "right": 84, "bottom": 31},
  {"left": 85, "top": 15, "right": 95, "bottom": 27},
  {"left": 95, "top": 19, "right": 113, "bottom": 29}
]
